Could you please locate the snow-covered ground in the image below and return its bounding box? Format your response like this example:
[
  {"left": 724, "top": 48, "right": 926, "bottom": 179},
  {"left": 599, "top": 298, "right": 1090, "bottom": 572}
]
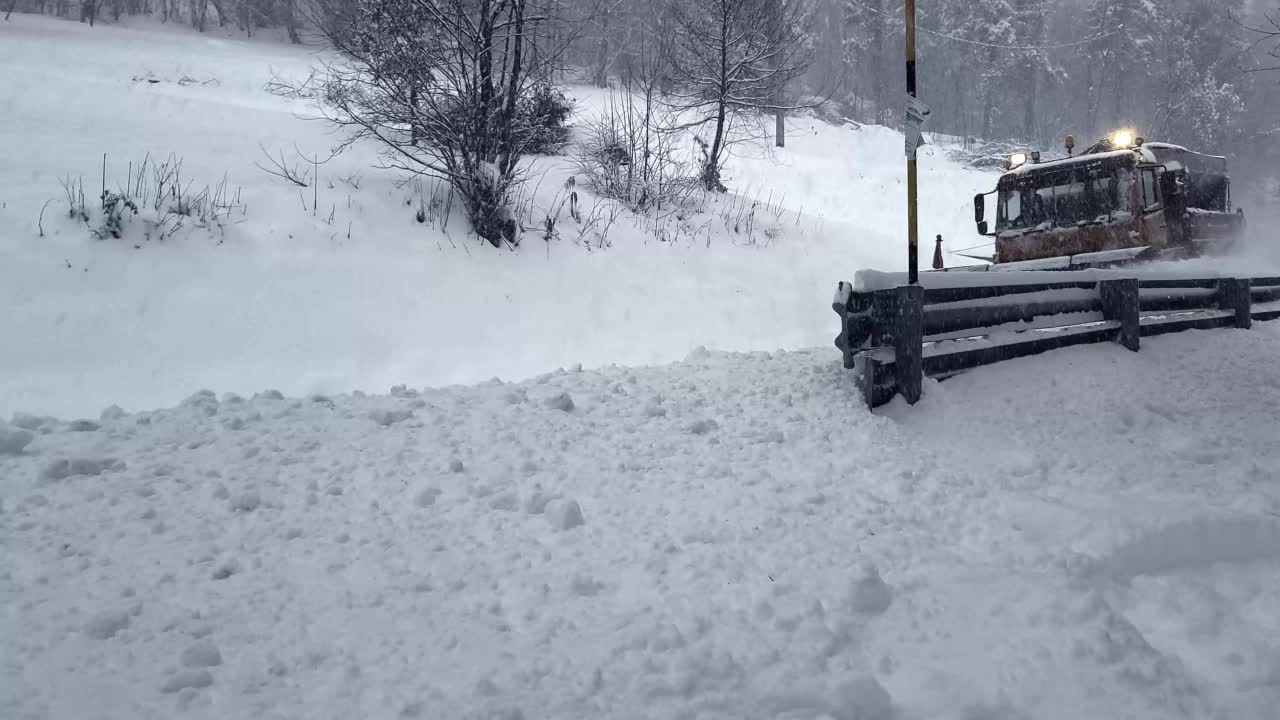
[
  {"left": 7, "top": 13, "right": 1280, "bottom": 720},
  {"left": 6, "top": 323, "right": 1280, "bottom": 720},
  {"left": 0, "top": 13, "right": 995, "bottom": 419}
]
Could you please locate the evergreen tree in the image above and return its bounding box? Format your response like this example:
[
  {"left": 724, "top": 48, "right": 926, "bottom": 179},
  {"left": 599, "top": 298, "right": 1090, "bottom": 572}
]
[{"left": 841, "top": 0, "right": 896, "bottom": 124}]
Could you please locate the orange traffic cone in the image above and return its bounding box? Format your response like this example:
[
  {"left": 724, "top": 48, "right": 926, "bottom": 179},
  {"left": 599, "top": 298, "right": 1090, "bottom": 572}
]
[{"left": 932, "top": 234, "right": 944, "bottom": 270}]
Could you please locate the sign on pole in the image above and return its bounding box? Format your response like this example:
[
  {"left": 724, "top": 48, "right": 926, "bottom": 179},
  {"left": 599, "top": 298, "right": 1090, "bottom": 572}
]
[{"left": 904, "top": 95, "right": 931, "bottom": 159}]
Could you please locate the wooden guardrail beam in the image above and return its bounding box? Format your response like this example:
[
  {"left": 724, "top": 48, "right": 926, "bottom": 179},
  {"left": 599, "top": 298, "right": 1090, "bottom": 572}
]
[{"left": 836, "top": 274, "right": 1272, "bottom": 410}]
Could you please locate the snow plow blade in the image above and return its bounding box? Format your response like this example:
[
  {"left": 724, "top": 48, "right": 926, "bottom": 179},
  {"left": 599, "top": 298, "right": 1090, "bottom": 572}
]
[{"left": 931, "top": 246, "right": 1158, "bottom": 273}]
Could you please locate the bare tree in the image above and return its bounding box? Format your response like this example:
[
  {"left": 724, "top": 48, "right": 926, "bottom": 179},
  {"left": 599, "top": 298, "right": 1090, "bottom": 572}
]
[
  {"left": 575, "top": 6, "right": 699, "bottom": 211},
  {"left": 316, "top": 0, "right": 581, "bottom": 246},
  {"left": 665, "top": 0, "right": 816, "bottom": 190},
  {"left": 1236, "top": 9, "right": 1280, "bottom": 72}
]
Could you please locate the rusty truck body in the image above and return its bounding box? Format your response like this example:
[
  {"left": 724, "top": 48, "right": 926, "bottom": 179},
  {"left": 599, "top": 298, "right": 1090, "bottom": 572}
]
[{"left": 968, "top": 137, "right": 1244, "bottom": 271}]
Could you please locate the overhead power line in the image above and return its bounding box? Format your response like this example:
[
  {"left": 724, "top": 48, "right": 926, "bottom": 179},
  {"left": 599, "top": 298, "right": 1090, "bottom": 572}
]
[{"left": 845, "top": 1, "right": 1127, "bottom": 51}]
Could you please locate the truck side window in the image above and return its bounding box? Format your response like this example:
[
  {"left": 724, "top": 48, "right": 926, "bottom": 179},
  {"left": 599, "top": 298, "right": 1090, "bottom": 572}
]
[{"left": 1140, "top": 168, "right": 1161, "bottom": 211}]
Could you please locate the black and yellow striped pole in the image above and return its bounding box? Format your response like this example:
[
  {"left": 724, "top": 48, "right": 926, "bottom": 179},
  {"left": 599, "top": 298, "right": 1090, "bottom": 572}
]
[{"left": 905, "top": 0, "right": 919, "bottom": 284}]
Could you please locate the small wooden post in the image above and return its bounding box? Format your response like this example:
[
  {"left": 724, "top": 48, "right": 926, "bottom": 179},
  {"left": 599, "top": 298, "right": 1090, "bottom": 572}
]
[
  {"left": 1218, "top": 278, "right": 1252, "bottom": 329},
  {"left": 1100, "top": 278, "right": 1140, "bottom": 351},
  {"left": 853, "top": 352, "right": 882, "bottom": 409},
  {"left": 854, "top": 286, "right": 922, "bottom": 408}
]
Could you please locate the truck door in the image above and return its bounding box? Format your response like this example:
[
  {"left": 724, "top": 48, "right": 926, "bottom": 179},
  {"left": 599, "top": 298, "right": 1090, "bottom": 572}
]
[
  {"left": 1160, "top": 169, "right": 1190, "bottom": 247},
  {"left": 1138, "top": 166, "right": 1168, "bottom": 250}
]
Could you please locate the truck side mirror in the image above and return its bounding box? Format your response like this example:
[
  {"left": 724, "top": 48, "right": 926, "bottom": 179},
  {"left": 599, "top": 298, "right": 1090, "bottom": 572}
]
[
  {"left": 977, "top": 220, "right": 989, "bottom": 235},
  {"left": 973, "top": 193, "right": 984, "bottom": 224}
]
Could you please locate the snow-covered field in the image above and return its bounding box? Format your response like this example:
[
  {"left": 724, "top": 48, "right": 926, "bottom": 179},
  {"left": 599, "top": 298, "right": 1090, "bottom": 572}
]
[
  {"left": 0, "top": 14, "right": 995, "bottom": 419},
  {"left": 6, "top": 13, "right": 1280, "bottom": 720},
  {"left": 6, "top": 324, "right": 1280, "bottom": 720}
]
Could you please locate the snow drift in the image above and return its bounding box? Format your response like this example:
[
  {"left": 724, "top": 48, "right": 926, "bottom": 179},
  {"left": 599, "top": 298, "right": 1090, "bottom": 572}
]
[{"left": 6, "top": 322, "right": 1280, "bottom": 720}]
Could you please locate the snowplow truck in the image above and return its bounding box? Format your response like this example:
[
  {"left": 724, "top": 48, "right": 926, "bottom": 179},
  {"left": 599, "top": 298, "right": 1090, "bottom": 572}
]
[{"left": 968, "top": 132, "right": 1245, "bottom": 271}]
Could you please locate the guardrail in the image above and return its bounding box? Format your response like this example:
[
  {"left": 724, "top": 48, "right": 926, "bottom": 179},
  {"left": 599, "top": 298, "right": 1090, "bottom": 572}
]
[{"left": 833, "top": 271, "right": 1280, "bottom": 409}]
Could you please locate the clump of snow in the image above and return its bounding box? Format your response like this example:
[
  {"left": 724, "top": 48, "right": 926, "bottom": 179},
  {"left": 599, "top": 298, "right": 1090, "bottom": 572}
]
[
  {"left": 543, "top": 392, "right": 575, "bottom": 412},
  {"left": 40, "top": 457, "right": 125, "bottom": 481},
  {"left": 211, "top": 560, "right": 240, "bottom": 580},
  {"left": 84, "top": 609, "right": 131, "bottom": 639},
  {"left": 369, "top": 409, "right": 414, "bottom": 426},
  {"left": 831, "top": 675, "right": 894, "bottom": 720},
  {"left": 0, "top": 424, "right": 34, "bottom": 455},
  {"left": 160, "top": 669, "right": 214, "bottom": 694},
  {"left": 571, "top": 575, "right": 605, "bottom": 597},
  {"left": 524, "top": 490, "right": 557, "bottom": 515},
  {"left": 545, "top": 499, "right": 585, "bottom": 530},
  {"left": 390, "top": 384, "right": 418, "bottom": 398},
  {"left": 475, "top": 677, "right": 499, "bottom": 697},
  {"left": 848, "top": 562, "right": 893, "bottom": 615},
  {"left": 414, "top": 487, "right": 442, "bottom": 507},
  {"left": 687, "top": 419, "right": 719, "bottom": 435},
  {"left": 181, "top": 390, "right": 220, "bottom": 416},
  {"left": 10, "top": 413, "right": 50, "bottom": 431},
  {"left": 685, "top": 346, "right": 712, "bottom": 362},
  {"left": 180, "top": 641, "right": 223, "bottom": 668},
  {"left": 230, "top": 491, "right": 261, "bottom": 512},
  {"left": 489, "top": 492, "right": 520, "bottom": 512}
]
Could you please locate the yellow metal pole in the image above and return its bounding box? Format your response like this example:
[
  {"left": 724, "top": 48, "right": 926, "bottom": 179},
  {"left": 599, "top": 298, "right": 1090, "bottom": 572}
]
[{"left": 905, "top": 0, "right": 918, "bottom": 284}]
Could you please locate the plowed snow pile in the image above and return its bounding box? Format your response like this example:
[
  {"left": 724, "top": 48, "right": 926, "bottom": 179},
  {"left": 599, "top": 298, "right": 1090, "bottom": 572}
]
[{"left": 6, "top": 323, "right": 1280, "bottom": 720}]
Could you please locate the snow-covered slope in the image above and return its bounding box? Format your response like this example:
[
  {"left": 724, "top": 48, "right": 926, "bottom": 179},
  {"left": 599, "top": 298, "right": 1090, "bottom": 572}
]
[
  {"left": 5, "top": 323, "right": 1280, "bottom": 720},
  {"left": 0, "top": 14, "right": 994, "bottom": 419}
]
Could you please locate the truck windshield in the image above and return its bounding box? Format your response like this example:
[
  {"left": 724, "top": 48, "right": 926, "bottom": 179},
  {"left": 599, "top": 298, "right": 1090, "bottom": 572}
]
[{"left": 997, "top": 166, "right": 1133, "bottom": 231}]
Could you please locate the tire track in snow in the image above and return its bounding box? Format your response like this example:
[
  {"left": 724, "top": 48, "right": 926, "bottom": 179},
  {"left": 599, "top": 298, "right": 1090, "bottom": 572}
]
[{"left": 1094, "top": 515, "right": 1280, "bottom": 581}]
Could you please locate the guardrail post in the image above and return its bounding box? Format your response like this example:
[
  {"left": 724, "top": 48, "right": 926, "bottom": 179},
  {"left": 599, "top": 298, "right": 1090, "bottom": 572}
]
[
  {"left": 1218, "top": 278, "right": 1251, "bottom": 329},
  {"left": 853, "top": 352, "right": 884, "bottom": 409},
  {"left": 893, "top": 284, "right": 924, "bottom": 404},
  {"left": 1100, "top": 278, "right": 1140, "bottom": 351}
]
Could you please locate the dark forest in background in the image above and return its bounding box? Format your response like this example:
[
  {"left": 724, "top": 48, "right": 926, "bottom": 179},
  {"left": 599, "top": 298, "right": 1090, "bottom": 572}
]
[{"left": 10, "top": 0, "right": 1280, "bottom": 185}]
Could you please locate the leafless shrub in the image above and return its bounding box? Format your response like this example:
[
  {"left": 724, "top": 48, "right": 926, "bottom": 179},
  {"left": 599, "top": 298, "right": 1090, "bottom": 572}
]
[
  {"left": 255, "top": 144, "right": 313, "bottom": 187},
  {"left": 56, "top": 153, "right": 243, "bottom": 244},
  {"left": 311, "top": 0, "right": 588, "bottom": 248},
  {"left": 264, "top": 67, "right": 322, "bottom": 99},
  {"left": 574, "top": 86, "right": 700, "bottom": 214}
]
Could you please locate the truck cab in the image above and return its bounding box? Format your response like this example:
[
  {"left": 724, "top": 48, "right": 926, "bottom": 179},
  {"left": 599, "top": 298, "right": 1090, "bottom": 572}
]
[{"left": 972, "top": 134, "right": 1242, "bottom": 269}]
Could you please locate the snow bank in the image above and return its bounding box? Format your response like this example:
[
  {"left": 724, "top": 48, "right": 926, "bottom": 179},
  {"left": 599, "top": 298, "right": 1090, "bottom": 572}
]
[
  {"left": 5, "top": 324, "right": 1280, "bottom": 720},
  {"left": 0, "top": 14, "right": 996, "bottom": 418},
  {"left": 0, "top": 423, "right": 35, "bottom": 455}
]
